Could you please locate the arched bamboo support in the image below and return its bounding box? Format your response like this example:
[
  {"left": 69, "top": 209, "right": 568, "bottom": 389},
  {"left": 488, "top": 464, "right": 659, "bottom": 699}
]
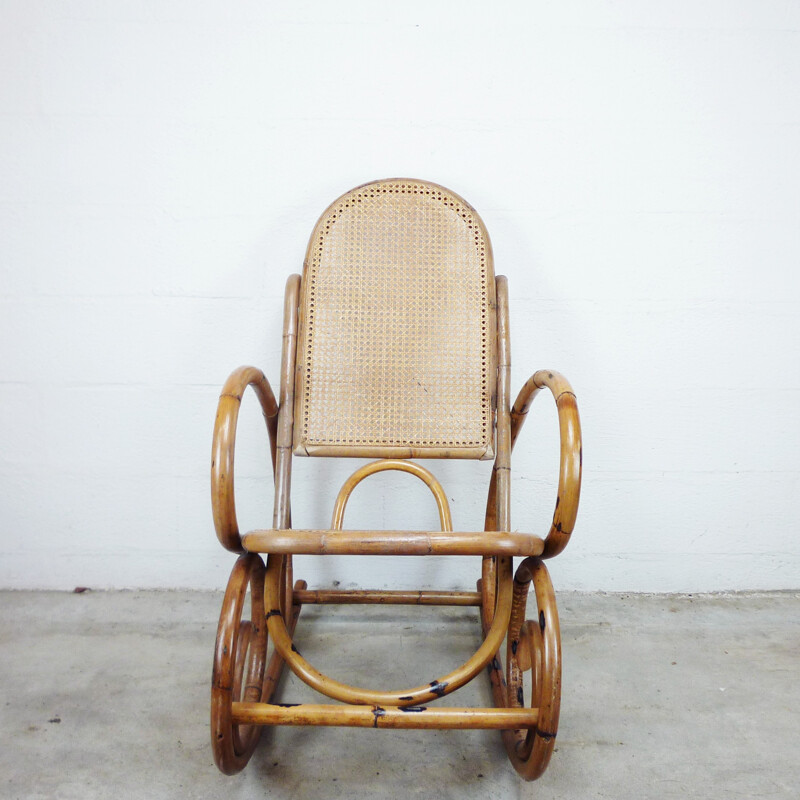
[
  {"left": 211, "top": 557, "right": 306, "bottom": 774},
  {"left": 211, "top": 368, "right": 278, "bottom": 553},
  {"left": 331, "top": 460, "right": 453, "bottom": 532},
  {"left": 512, "top": 370, "right": 582, "bottom": 558},
  {"left": 264, "top": 551, "right": 514, "bottom": 707}
]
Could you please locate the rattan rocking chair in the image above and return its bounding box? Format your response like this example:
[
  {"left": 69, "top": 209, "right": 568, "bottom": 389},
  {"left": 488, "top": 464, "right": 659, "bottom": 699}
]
[{"left": 209, "top": 178, "right": 582, "bottom": 780}]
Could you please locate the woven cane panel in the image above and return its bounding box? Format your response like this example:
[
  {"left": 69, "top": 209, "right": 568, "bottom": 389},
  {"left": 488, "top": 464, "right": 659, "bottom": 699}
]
[{"left": 294, "top": 179, "right": 496, "bottom": 459}]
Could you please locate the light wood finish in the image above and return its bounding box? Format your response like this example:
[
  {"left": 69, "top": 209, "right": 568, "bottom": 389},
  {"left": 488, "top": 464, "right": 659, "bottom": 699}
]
[
  {"left": 232, "top": 703, "right": 538, "bottom": 730},
  {"left": 294, "top": 178, "right": 496, "bottom": 460},
  {"left": 242, "top": 528, "right": 544, "bottom": 556},
  {"left": 263, "top": 551, "right": 514, "bottom": 707},
  {"left": 273, "top": 274, "right": 300, "bottom": 533},
  {"left": 208, "top": 178, "right": 582, "bottom": 783},
  {"left": 263, "top": 580, "right": 304, "bottom": 694},
  {"left": 483, "top": 557, "right": 562, "bottom": 780},
  {"left": 273, "top": 274, "right": 301, "bottom": 617},
  {"left": 511, "top": 370, "right": 582, "bottom": 559},
  {"left": 331, "top": 459, "right": 452, "bottom": 531},
  {"left": 211, "top": 554, "right": 267, "bottom": 774},
  {"left": 293, "top": 589, "right": 481, "bottom": 606},
  {"left": 510, "top": 557, "right": 562, "bottom": 779},
  {"left": 211, "top": 557, "right": 305, "bottom": 775},
  {"left": 211, "top": 367, "right": 278, "bottom": 553},
  {"left": 481, "top": 275, "right": 512, "bottom": 628},
  {"left": 495, "top": 276, "right": 512, "bottom": 535}
]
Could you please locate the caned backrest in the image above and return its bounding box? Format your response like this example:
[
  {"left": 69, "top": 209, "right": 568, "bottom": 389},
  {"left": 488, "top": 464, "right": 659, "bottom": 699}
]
[{"left": 293, "top": 178, "right": 496, "bottom": 459}]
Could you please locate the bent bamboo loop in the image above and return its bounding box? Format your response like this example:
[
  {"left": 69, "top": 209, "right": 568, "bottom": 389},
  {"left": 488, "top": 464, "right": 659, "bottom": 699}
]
[
  {"left": 482, "top": 285, "right": 582, "bottom": 562},
  {"left": 211, "top": 553, "right": 267, "bottom": 774},
  {"left": 513, "top": 370, "right": 582, "bottom": 558},
  {"left": 211, "top": 368, "right": 279, "bottom": 552},
  {"left": 502, "top": 557, "right": 562, "bottom": 779},
  {"left": 264, "top": 552, "right": 513, "bottom": 707},
  {"left": 331, "top": 459, "right": 452, "bottom": 532}
]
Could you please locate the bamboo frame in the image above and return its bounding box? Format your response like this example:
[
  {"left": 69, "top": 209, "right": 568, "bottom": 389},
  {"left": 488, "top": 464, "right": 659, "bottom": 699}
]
[
  {"left": 292, "top": 589, "right": 481, "bottom": 606},
  {"left": 481, "top": 275, "right": 512, "bottom": 629},
  {"left": 231, "top": 703, "right": 539, "bottom": 730},
  {"left": 211, "top": 368, "right": 278, "bottom": 553},
  {"left": 274, "top": 274, "right": 300, "bottom": 617},
  {"left": 211, "top": 554, "right": 266, "bottom": 773},
  {"left": 511, "top": 370, "right": 582, "bottom": 559},
  {"left": 273, "top": 274, "right": 300, "bottom": 533},
  {"left": 211, "top": 554, "right": 304, "bottom": 774},
  {"left": 482, "top": 300, "right": 582, "bottom": 560},
  {"left": 331, "top": 459, "right": 453, "bottom": 532},
  {"left": 207, "top": 179, "right": 583, "bottom": 782},
  {"left": 262, "top": 550, "right": 514, "bottom": 707},
  {"left": 242, "top": 528, "right": 544, "bottom": 557},
  {"left": 502, "top": 557, "right": 562, "bottom": 780}
]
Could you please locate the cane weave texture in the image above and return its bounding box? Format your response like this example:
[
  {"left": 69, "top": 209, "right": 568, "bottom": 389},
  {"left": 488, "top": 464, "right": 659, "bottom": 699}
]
[{"left": 294, "top": 179, "right": 496, "bottom": 459}]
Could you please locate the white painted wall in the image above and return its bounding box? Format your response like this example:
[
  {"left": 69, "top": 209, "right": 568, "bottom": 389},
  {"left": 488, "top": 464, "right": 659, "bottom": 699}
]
[{"left": 1, "top": 1, "right": 798, "bottom": 592}]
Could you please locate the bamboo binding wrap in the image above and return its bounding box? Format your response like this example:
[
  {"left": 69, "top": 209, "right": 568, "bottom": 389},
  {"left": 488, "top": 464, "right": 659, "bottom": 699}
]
[{"left": 293, "top": 178, "right": 497, "bottom": 460}]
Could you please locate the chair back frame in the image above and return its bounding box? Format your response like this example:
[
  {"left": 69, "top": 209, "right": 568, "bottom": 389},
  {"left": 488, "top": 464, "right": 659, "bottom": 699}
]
[{"left": 292, "top": 178, "right": 497, "bottom": 460}]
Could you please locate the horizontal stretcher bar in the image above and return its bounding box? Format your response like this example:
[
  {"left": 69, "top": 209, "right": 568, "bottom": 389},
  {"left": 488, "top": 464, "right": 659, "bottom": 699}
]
[
  {"left": 231, "top": 702, "right": 539, "bottom": 730},
  {"left": 292, "top": 589, "right": 482, "bottom": 606},
  {"left": 241, "top": 529, "right": 545, "bottom": 556}
]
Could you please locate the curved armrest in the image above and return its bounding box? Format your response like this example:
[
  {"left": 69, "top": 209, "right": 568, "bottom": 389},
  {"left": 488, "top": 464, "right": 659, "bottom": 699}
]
[
  {"left": 211, "top": 366, "right": 279, "bottom": 552},
  {"left": 511, "top": 370, "right": 582, "bottom": 558}
]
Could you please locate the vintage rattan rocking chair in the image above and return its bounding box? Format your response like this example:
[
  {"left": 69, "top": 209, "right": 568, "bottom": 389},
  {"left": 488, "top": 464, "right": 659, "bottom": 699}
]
[{"left": 209, "top": 178, "right": 582, "bottom": 780}]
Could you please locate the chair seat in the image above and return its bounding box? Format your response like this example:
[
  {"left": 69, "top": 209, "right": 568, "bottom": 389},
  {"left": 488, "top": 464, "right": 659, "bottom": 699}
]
[{"left": 242, "top": 529, "right": 545, "bottom": 557}]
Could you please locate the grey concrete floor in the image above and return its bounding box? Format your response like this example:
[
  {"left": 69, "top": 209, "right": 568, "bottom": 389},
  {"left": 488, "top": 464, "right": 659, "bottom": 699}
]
[{"left": 1, "top": 589, "right": 798, "bottom": 799}]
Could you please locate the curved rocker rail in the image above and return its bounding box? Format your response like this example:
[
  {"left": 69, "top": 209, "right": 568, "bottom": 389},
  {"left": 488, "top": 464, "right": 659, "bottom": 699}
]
[
  {"left": 210, "top": 554, "right": 306, "bottom": 775},
  {"left": 262, "top": 551, "right": 515, "bottom": 708}
]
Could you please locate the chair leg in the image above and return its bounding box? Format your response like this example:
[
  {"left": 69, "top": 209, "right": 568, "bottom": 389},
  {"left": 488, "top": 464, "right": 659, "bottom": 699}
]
[{"left": 484, "top": 557, "right": 562, "bottom": 781}]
